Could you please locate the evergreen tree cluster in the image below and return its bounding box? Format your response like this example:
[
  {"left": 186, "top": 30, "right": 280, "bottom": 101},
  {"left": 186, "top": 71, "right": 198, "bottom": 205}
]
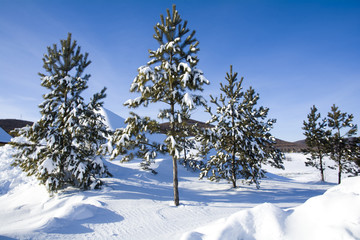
[
  {"left": 106, "top": 5, "right": 284, "bottom": 206},
  {"left": 303, "top": 105, "right": 359, "bottom": 183},
  {"left": 196, "top": 66, "right": 283, "bottom": 189},
  {"left": 11, "top": 4, "right": 358, "bottom": 208},
  {"left": 10, "top": 5, "right": 285, "bottom": 205}
]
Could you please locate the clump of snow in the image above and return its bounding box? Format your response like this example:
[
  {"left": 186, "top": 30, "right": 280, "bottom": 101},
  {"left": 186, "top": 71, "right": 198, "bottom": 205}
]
[
  {"left": 182, "top": 93, "right": 194, "bottom": 109},
  {"left": 181, "top": 176, "right": 360, "bottom": 240}
]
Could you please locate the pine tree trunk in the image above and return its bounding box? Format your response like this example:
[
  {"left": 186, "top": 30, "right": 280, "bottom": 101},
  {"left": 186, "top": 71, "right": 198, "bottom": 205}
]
[
  {"left": 319, "top": 155, "right": 325, "bottom": 182},
  {"left": 173, "top": 155, "right": 180, "bottom": 206},
  {"left": 336, "top": 130, "right": 342, "bottom": 184},
  {"left": 170, "top": 101, "right": 180, "bottom": 206},
  {"left": 231, "top": 156, "right": 237, "bottom": 188},
  {"left": 231, "top": 104, "right": 237, "bottom": 189},
  {"left": 60, "top": 88, "right": 68, "bottom": 180},
  {"left": 183, "top": 141, "right": 187, "bottom": 161},
  {"left": 231, "top": 175, "right": 237, "bottom": 188},
  {"left": 338, "top": 158, "right": 342, "bottom": 184}
]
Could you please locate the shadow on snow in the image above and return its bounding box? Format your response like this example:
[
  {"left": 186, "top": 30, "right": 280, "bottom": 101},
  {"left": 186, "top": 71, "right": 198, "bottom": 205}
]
[{"left": 90, "top": 158, "right": 334, "bottom": 207}]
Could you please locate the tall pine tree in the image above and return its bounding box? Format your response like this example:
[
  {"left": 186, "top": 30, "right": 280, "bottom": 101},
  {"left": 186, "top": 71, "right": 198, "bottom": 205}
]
[
  {"left": 110, "top": 5, "right": 208, "bottom": 206},
  {"left": 327, "top": 104, "right": 358, "bottom": 184},
  {"left": 198, "top": 66, "right": 283, "bottom": 188},
  {"left": 302, "top": 105, "right": 330, "bottom": 182},
  {"left": 11, "top": 33, "right": 110, "bottom": 192}
]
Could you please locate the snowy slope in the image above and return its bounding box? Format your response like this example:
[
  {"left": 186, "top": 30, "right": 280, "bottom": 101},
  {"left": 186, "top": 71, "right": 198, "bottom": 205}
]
[
  {"left": 98, "top": 107, "right": 126, "bottom": 130},
  {"left": 99, "top": 107, "right": 166, "bottom": 144},
  {"left": 2, "top": 139, "right": 358, "bottom": 240},
  {"left": 0, "top": 127, "right": 11, "bottom": 143}
]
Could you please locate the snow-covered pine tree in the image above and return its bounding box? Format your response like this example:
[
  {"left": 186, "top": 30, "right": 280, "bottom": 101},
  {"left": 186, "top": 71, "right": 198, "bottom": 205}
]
[
  {"left": 302, "top": 105, "right": 330, "bottom": 182},
  {"left": 11, "top": 33, "right": 110, "bottom": 192},
  {"left": 241, "top": 87, "right": 284, "bottom": 186},
  {"left": 197, "top": 66, "right": 283, "bottom": 188},
  {"left": 119, "top": 5, "right": 209, "bottom": 206},
  {"left": 327, "top": 104, "right": 359, "bottom": 184}
]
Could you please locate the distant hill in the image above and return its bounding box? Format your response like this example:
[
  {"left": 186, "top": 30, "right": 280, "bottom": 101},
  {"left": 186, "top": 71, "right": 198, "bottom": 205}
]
[
  {"left": 274, "top": 139, "right": 306, "bottom": 153},
  {"left": 159, "top": 119, "right": 306, "bottom": 152},
  {"left": 0, "top": 119, "right": 33, "bottom": 136},
  {"left": 159, "top": 119, "right": 213, "bottom": 134},
  {"left": 0, "top": 115, "right": 307, "bottom": 152}
]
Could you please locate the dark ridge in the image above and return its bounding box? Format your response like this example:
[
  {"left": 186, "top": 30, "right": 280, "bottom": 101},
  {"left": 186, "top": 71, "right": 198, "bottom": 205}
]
[
  {"left": 159, "top": 119, "right": 306, "bottom": 152},
  {"left": 274, "top": 139, "right": 306, "bottom": 153},
  {"left": 1, "top": 118, "right": 307, "bottom": 152},
  {"left": 0, "top": 119, "right": 33, "bottom": 136},
  {"left": 159, "top": 119, "right": 213, "bottom": 134}
]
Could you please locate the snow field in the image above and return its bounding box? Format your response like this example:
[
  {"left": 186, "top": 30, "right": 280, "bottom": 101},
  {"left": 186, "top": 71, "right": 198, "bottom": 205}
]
[
  {"left": 263, "top": 153, "right": 340, "bottom": 183},
  {"left": 0, "top": 109, "right": 358, "bottom": 240},
  {"left": 2, "top": 140, "right": 358, "bottom": 240}
]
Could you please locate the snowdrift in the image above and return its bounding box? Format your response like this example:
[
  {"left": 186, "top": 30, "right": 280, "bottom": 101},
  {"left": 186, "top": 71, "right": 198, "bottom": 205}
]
[
  {"left": 181, "top": 176, "right": 360, "bottom": 240},
  {"left": 0, "top": 144, "right": 30, "bottom": 195}
]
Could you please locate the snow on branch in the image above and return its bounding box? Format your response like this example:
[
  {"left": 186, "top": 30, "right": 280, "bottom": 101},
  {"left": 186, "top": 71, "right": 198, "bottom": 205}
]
[{"left": 182, "top": 93, "right": 194, "bottom": 109}]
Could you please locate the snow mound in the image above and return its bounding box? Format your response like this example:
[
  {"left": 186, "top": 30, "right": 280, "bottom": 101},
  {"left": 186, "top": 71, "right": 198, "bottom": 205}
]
[
  {"left": 98, "top": 107, "right": 126, "bottom": 130},
  {"left": 181, "top": 176, "right": 360, "bottom": 240},
  {"left": 41, "top": 201, "right": 124, "bottom": 234},
  {"left": 182, "top": 203, "right": 286, "bottom": 240},
  {"left": 0, "top": 144, "right": 124, "bottom": 238},
  {"left": 0, "top": 186, "right": 123, "bottom": 236},
  {"left": 286, "top": 176, "right": 360, "bottom": 240},
  {"left": 0, "top": 144, "right": 35, "bottom": 195}
]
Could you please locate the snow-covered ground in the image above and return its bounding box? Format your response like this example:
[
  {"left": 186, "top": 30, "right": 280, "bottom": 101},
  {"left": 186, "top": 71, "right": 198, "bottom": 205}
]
[
  {"left": 1, "top": 141, "right": 359, "bottom": 240},
  {"left": 0, "top": 109, "right": 359, "bottom": 239},
  {"left": 182, "top": 166, "right": 360, "bottom": 240}
]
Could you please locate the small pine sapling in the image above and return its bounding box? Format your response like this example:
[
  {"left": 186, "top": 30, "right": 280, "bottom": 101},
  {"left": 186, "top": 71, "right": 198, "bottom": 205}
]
[
  {"left": 197, "top": 66, "right": 283, "bottom": 188},
  {"left": 302, "top": 105, "right": 330, "bottom": 182},
  {"left": 327, "top": 104, "right": 359, "bottom": 184}
]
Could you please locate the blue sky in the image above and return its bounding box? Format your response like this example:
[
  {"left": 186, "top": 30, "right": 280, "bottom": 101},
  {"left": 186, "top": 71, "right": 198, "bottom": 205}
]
[{"left": 0, "top": 0, "right": 359, "bottom": 141}]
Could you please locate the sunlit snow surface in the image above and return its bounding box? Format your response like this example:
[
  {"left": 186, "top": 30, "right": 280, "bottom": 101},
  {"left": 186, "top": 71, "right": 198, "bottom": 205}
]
[
  {"left": 0, "top": 138, "right": 359, "bottom": 239},
  {"left": 182, "top": 176, "right": 360, "bottom": 240},
  {"left": 97, "top": 107, "right": 126, "bottom": 131}
]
